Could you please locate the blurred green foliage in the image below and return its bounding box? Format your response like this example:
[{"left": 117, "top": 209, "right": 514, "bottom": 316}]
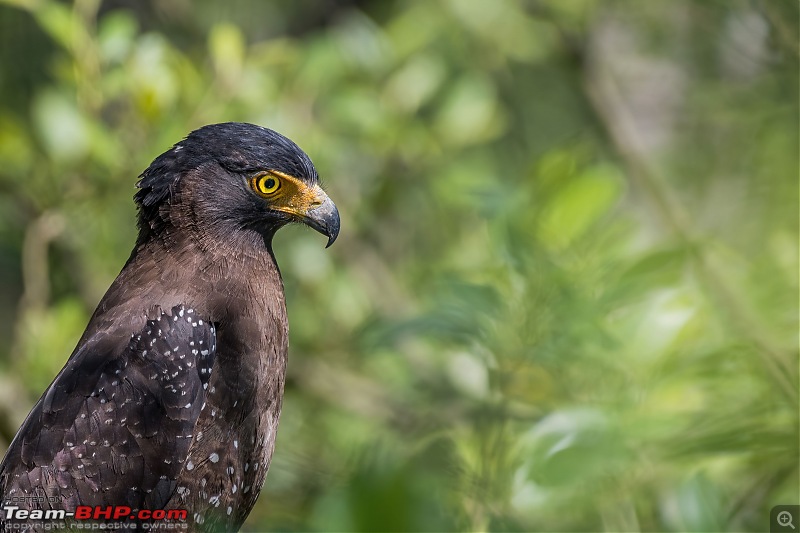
[{"left": 0, "top": 0, "right": 797, "bottom": 531}]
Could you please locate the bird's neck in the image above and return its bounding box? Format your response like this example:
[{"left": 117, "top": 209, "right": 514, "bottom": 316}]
[{"left": 103, "top": 223, "right": 285, "bottom": 330}]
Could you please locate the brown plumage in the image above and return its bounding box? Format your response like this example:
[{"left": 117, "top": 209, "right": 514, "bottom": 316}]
[{"left": 0, "top": 123, "right": 339, "bottom": 530}]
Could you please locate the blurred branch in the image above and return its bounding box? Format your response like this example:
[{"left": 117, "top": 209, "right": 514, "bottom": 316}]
[
  {"left": 10, "top": 210, "right": 66, "bottom": 360},
  {"left": 0, "top": 0, "right": 40, "bottom": 11},
  {"left": 0, "top": 375, "right": 29, "bottom": 451},
  {"left": 19, "top": 210, "right": 65, "bottom": 313},
  {"left": 728, "top": 467, "right": 793, "bottom": 528},
  {"left": 582, "top": 46, "right": 798, "bottom": 404},
  {"left": 759, "top": 0, "right": 800, "bottom": 59}
]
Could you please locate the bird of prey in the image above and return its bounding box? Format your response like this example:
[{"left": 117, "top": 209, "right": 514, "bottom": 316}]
[{"left": 0, "top": 123, "right": 339, "bottom": 531}]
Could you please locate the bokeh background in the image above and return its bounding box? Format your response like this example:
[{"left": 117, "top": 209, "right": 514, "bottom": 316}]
[{"left": 0, "top": 0, "right": 797, "bottom": 531}]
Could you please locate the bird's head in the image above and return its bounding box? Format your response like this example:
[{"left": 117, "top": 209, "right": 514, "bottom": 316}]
[{"left": 135, "top": 122, "right": 340, "bottom": 248}]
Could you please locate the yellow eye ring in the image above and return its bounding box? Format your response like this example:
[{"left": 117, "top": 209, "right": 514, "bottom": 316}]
[{"left": 252, "top": 173, "right": 281, "bottom": 196}]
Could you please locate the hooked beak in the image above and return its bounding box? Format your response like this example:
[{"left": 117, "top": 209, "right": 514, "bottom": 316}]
[{"left": 302, "top": 193, "right": 340, "bottom": 248}]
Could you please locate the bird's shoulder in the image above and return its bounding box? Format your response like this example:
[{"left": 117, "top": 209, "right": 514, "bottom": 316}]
[{"left": 0, "top": 304, "right": 216, "bottom": 513}]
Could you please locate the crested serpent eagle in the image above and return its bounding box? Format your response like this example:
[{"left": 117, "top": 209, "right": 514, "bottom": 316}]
[{"left": 0, "top": 122, "right": 340, "bottom": 530}]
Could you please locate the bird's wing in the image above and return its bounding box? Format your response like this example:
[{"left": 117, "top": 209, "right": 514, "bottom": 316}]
[{"left": 0, "top": 304, "right": 216, "bottom": 513}]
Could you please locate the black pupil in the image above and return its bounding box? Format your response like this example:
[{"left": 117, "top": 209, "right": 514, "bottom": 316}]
[{"left": 263, "top": 178, "right": 276, "bottom": 190}]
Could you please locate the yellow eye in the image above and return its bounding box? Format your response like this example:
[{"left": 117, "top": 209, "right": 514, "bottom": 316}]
[{"left": 252, "top": 173, "right": 281, "bottom": 196}]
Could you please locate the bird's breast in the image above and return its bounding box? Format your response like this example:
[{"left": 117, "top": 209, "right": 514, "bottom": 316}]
[{"left": 168, "top": 256, "right": 289, "bottom": 528}]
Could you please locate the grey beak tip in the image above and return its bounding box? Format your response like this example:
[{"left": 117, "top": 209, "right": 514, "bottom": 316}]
[{"left": 305, "top": 195, "right": 340, "bottom": 248}]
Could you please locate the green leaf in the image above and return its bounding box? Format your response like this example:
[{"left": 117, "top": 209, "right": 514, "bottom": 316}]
[{"left": 538, "top": 164, "right": 623, "bottom": 250}]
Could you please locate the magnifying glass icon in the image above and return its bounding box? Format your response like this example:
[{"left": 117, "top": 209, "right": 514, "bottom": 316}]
[{"left": 778, "top": 510, "right": 796, "bottom": 530}]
